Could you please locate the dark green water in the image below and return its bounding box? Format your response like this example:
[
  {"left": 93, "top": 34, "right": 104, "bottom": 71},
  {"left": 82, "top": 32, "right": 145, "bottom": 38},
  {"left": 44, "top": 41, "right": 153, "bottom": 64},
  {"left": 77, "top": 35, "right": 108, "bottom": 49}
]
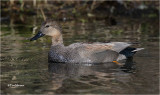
[{"left": 1, "top": 17, "right": 159, "bottom": 94}]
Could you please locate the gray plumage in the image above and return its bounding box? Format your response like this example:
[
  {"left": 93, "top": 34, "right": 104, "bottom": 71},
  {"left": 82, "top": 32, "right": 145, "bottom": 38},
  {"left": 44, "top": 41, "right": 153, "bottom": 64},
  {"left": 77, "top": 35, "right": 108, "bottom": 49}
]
[
  {"left": 30, "top": 19, "right": 144, "bottom": 64},
  {"left": 48, "top": 42, "right": 143, "bottom": 63}
]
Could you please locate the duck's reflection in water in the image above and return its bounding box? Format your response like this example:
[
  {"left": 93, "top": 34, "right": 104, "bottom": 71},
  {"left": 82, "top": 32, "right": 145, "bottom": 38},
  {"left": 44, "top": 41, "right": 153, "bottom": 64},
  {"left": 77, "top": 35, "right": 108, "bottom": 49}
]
[{"left": 48, "top": 58, "right": 136, "bottom": 94}]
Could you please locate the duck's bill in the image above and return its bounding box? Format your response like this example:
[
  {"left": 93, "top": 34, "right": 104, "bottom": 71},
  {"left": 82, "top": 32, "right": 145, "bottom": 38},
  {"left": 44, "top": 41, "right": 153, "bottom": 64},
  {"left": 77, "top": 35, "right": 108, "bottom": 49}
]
[{"left": 30, "top": 32, "right": 45, "bottom": 41}]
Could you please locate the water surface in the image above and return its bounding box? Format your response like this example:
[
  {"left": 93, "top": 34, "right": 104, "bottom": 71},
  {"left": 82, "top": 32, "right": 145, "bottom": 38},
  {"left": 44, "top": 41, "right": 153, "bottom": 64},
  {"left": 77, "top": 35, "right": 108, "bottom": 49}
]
[{"left": 1, "top": 17, "right": 159, "bottom": 94}]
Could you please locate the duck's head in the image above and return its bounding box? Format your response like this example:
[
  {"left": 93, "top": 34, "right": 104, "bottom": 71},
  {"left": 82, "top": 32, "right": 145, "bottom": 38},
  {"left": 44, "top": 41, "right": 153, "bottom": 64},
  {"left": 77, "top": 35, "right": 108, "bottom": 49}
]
[{"left": 30, "top": 19, "right": 62, "bottom": 41}]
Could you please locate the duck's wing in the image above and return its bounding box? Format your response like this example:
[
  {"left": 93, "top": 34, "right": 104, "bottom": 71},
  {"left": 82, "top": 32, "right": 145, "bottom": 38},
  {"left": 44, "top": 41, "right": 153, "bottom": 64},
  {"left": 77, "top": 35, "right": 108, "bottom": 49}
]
[
  {"left": 68, "top": 42, "right": 131, "bottom": 53},
  {"left": 68, "top": 42, "right": 113, "bottom": 52},
  {"left": 66, "top": 43, "right": 114, "bottom": 62},
  {"left": 67, "top": 42, "right": 129, "bottom": 62}
]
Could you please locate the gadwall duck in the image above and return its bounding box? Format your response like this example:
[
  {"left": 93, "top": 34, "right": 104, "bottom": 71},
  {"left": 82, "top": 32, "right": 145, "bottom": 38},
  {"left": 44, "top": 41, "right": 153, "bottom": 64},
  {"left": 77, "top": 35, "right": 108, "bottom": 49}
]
[{"left": 30, "top": 19, "right": 144, "bottom": 64}]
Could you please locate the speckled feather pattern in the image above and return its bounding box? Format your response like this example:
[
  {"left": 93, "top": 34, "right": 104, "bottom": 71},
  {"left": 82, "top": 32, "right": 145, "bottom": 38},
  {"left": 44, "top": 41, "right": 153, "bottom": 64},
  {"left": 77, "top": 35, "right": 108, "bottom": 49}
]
[{"left": 48, "top": 42, "right": 131, "bottom": 63}]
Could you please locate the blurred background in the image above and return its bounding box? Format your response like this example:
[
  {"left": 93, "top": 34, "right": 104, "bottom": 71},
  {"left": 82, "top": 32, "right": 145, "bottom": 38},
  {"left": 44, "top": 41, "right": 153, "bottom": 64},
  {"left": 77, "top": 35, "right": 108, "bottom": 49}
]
[
  {"left": 1, "top": 0, "right": 159, "bottom": 94},
  {"left": 1, "top": 0, "right": 159, "bottom": 24}
]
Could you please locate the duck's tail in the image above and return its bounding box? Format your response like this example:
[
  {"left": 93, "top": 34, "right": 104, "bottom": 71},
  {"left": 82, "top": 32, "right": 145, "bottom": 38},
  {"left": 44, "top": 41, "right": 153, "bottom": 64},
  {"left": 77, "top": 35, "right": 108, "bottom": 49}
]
[
  {"left": 131, "top": 48, "right": 144, "bottom": 52},
  {"left": 119, "top": 47, "right": 144, "bottom": 58}
]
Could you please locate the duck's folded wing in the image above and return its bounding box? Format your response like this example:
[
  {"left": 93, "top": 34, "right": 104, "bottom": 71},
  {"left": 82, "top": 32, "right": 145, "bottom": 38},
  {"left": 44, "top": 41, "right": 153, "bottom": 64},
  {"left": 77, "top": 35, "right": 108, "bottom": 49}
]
[
  {"left": 68, "top": 43, "right": 118, "bottom": 62},
  {"left": 79, "top": 43, "right": 113, "bottom": 53},
  {"left": 67, "top": 42, "right": 131, "bottom": 61},
  {"left": 69, "top": 42, "right": 131, "bottom": 53}
]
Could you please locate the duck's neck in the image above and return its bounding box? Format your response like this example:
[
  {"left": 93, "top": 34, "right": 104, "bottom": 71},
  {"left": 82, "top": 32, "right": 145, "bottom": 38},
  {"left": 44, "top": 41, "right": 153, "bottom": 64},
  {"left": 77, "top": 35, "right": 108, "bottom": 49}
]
[{"left": 52, "top": 35, "right": 64, "bottom": 46}]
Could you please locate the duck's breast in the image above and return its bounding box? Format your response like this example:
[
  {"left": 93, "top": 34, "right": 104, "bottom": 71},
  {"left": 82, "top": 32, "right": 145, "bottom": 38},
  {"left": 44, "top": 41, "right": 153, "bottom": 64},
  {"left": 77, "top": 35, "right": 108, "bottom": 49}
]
[{"left": 48, "top": 45, "right": 68, "bottom": 62}]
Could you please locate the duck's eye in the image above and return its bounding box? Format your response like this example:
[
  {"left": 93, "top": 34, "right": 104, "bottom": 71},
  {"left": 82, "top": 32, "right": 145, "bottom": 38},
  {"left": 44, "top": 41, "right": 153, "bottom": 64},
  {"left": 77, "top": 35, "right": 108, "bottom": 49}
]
[{"left": 45, "top": 25, "right": 49, "bottom": 28}]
